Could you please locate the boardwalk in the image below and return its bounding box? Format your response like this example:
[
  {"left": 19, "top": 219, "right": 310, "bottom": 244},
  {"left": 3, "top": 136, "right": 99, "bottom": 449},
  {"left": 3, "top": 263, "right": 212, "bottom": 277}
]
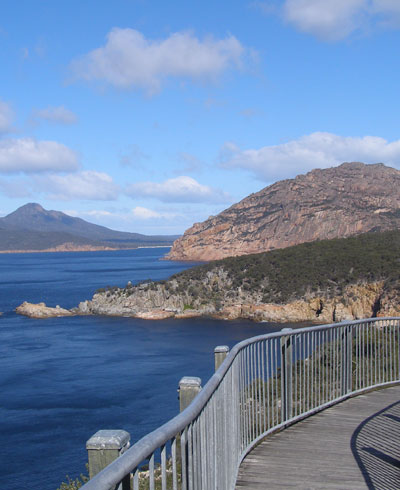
[{"left": 235, "top": 385, "right": 400, "bottom": 489}]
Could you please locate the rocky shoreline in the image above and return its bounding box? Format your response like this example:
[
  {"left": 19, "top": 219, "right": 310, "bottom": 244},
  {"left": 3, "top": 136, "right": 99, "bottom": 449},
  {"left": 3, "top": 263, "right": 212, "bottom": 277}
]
[
  {"left": 17, "top": 279, "right": 400, "bottom": 323},
  {"left": 75, "top": 280, "right": 400, "bottom": 323}
]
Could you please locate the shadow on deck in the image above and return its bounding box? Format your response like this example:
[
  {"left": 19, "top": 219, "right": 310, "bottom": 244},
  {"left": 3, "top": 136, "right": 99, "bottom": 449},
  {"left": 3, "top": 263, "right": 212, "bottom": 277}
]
[
  {"left": 352, "top": 397, "right": 400, "bottom": 489},
  {"left": 235, "top": 385, "right": 400, "bottom": 489}
]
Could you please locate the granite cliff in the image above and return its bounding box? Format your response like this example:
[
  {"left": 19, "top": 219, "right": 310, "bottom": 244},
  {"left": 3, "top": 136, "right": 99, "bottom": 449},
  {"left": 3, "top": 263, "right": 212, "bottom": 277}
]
[
  {"left": 73, "top": 231, "right": 400, "bottom": 323},
  {"left": 166, "top": 162, "right": 400, "bottom": 261}
]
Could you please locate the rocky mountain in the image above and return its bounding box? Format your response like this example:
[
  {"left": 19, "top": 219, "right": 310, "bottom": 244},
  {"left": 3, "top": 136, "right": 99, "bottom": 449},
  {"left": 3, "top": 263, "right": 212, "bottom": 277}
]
[
  {"left": 72, "top": 231, "right": 400, "bottom": 324},
  {"left": 166, "top": 162, "right": 400, "bottom": 261},
  {"left": 0, "top": 203, "right": 179, "bottom": 252}
]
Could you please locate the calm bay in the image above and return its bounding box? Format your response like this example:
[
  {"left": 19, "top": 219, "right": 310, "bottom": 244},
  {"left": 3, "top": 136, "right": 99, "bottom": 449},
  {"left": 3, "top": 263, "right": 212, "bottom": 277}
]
[{"left": 0, "top": 248, "right": 292, "bottom": 489}]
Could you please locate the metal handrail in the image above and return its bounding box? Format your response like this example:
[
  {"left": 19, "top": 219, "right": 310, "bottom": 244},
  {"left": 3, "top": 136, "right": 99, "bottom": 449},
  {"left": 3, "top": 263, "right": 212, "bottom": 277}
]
[{"left": 81, "top": 317, "right": 400, "bottom": 490}]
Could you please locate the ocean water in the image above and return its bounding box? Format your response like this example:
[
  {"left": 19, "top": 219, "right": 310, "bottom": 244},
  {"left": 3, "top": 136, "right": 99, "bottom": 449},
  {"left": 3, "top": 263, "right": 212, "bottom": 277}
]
[{"left": 0, "top": 248, "right": 290, "bottom": 489}]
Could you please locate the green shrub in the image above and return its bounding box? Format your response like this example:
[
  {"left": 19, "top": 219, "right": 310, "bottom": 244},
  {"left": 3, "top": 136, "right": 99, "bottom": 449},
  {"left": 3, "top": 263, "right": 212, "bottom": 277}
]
[{"left": 56, "top": 466, "right": 89, "bottom": 490}]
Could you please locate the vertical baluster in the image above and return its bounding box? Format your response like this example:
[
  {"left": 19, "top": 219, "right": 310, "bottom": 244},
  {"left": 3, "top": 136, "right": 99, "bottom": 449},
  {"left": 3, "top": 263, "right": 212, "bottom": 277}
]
[
  {"left": 192, "top": 419, "right": 198, "bottom": 490},
  {"left": 293, "top": 335, "right": 297, "bottom": 416},
  {"left": 310, "top": 332, "right": 316, "bottom": 408},
  {"left": 302, "top": 333, "right": 306, "bottom": 413},
  {"left": 133, "top": 468, "right": 139, "bottom": 490},
  {"left": 198, "top": 413, "right": 205, "bottom": 490},
  {"left": 250, "top": 343, "right": 256, "bottom": 439},
  {"left": 149, "top": 453, "right": 155, "bottom": 490},
  {"left": 160, "top": 444, "right": 167, "bottom": 490},
  {"left": 368, "top": 322, "right": 371, "bottom": 387},
  {"left": 181, "top": 428, "right": 187, "bottom": 490},
  {"left": 355, "top": 325, "right": 360, "bottom": 390},
  {"left": 245, "top": 346, "right": 250, "bottom": 447},
  {"left": 261, "top": 340, "right": 266, "bottom": 433},
  {"left": 318, "top": 330, "right": 321, "bottom": 407},
  {"left": 272, "top": 339, "right": 277, "bottom": 425},
  {"left": 188, "top": 424, "right": 194, "bottom": 490},
  {"left": 171, "top": 437, "right": 177, "bottom": 490},
  {"left": 238, "top": 349, "right": 245, "bottom": 451},
  {"left": 308, "top": 330, "right": 311, "bottom": 410},
  {"left": 266, "top": 340, "right": 271, "bottom": 429},
  {"left": 259, "top": 341, "right": 264, "bottom": 435},
  {"left": 329, "top": 328, "right": 332, "bottom": 400}
]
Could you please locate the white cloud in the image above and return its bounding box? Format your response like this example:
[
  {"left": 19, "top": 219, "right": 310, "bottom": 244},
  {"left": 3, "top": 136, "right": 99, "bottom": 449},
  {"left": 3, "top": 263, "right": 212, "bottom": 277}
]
[
  {"left": 34, "top": 106, "right": 78, "bottom": 125},
  {"left": 71, "top": 28, "right": 246, "bottom": 94},
  {"left": 220, "top": 132, "right": 400, "bottom": 181},
  {"left": 282, "top": 0, "right": 400, "bottom": 40},
  {"left": 33, "top": 171, "right": 119, "bottom": 200},
  {"left": 372, "top": 0, "right": 400, "bottom": 26},
  {"left": 65, "top": 209, "right": 114, "bottom": 219},
  {"left": 126, "top": 175, "right": 231, "bottom": 203},
  {"left": 132, "top": 206, "right": 162, "bottom": 219},
  {"left": 131, "top": 206, "right": 179, "bottom": 220},
  {"left": 0, "top": 100, "right": 14, "bottom": 133},
  {"left": 283, "top": 0, "right": 368, "bottom": 40},
  {"left": 0, "top": 138, "right": 79, "bottom": 174}
]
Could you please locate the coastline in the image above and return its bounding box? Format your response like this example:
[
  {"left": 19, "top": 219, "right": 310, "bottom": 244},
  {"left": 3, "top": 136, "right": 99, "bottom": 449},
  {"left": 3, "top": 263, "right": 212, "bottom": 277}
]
[{"left": 0, "top": 244, "right": 172, "bottom": 254}]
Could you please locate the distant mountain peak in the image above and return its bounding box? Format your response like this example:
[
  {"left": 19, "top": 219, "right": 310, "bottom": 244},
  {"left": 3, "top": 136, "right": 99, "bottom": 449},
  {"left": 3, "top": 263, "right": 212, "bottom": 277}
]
[
  {"left": 13, "top": 202, "right": 46, "bottom": 213},
  {"left": 0, "top": 203, "right": 179, "bottom": 252}
]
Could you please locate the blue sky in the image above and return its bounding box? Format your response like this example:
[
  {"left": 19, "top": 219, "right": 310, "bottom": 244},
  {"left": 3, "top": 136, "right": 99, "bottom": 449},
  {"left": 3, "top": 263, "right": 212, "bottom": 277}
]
[{"left": 1, "top": 0, "right": 400, "bottom": 234}]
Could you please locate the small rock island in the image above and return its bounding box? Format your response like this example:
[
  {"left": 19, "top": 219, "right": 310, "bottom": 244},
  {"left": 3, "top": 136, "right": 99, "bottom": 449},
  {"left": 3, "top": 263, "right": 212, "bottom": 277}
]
[{"left": 16, "top": 302, "right": 74, "bottom": 319}]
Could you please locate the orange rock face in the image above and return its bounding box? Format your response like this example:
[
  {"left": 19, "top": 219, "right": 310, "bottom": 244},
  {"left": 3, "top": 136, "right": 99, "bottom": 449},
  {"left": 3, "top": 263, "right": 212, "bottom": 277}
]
[{"left": 166, "top": 162, "right": 400, "bottom": 261}]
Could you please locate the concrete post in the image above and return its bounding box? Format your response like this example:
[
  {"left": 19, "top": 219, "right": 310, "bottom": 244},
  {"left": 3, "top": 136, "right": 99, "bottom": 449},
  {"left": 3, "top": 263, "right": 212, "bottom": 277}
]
[
  {"left": 179, "top": 376, "right": 202, "bottom": 412},
  {"left": 86, "top": 429, "right": 131, "bottom": 490},
  {"left": 280, "top": 328, "right": 293, "bottom": 421},
  {"left": 214, "top": 345, "right": 230, "bottom": 371}
]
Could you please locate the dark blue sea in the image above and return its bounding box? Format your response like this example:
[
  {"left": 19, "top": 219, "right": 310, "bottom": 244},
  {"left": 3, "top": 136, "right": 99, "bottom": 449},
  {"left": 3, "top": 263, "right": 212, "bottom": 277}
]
[{"left": 0, "top": 248, "right": 290, "bottom": 489}]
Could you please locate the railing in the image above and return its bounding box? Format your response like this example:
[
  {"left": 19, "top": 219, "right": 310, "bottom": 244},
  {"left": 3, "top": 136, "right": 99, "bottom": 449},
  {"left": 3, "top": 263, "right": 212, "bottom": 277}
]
[{"left": 81, "top": 317, "right": 400, "bottom": 490}]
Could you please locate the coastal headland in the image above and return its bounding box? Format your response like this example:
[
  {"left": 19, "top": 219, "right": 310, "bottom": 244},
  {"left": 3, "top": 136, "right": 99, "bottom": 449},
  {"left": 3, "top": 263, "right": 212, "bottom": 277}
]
[{"left": 17, "top": 230, "right": 400, "bottom": 323}]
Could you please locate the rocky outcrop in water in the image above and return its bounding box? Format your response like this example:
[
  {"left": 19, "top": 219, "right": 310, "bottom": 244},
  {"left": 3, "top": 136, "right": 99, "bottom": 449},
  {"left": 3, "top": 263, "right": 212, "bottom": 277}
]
[
  {"left": 166, "top": 162, "right": 400, "bottom": 261},
  {"left": 16, "top": 302, "right": 74, "bottom": 318}
]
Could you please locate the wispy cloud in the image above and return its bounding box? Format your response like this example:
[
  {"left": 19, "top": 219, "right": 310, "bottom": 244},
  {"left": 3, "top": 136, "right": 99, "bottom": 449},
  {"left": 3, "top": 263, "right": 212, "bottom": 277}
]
[
  {"left": 175, "top": 152, "right": 205, "bottom": 174},
  {"left": 220, "top": 132, "right": 400, "bottom": 181},
  {"left": 33, "top": 105, "right": 78, "bottom": 125},
  {"left": 132, "top": 206, "right": 179, "bottom": 220},
  {"left": 126, "top": 175, "right": 232, "bottom": 203},
  {"left": 0, "top": 99, "right": 14, "bottom": 133},
  {"left": 70, "top": 28, "right": 247, "bottom": 94},
  {"left": 119, "top": 144, "right": 149, "bottom": 167}
]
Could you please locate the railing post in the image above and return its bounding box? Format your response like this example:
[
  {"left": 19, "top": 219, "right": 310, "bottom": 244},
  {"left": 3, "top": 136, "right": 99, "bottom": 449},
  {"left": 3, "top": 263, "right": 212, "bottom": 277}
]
[
  {"left": 341, "top": 326, "right": 353, "bottom": 395},
  {"left": 86, "top": 430, "right": 131, "bottom": 490},
  {"left": 281, "top": 328, "right": 293, "bottom": 421},
  {"left": 214, "top": 345, "right": 230, "bottom": 371},
  {"left": 179, "top": 376, "right": 202, "bottom": 412}
]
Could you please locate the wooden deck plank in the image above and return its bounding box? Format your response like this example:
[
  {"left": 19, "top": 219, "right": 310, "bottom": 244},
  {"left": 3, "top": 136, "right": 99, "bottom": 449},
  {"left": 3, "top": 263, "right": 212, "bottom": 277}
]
[{"left": 235, "top": 385, "right": 400, "bottom": 489}]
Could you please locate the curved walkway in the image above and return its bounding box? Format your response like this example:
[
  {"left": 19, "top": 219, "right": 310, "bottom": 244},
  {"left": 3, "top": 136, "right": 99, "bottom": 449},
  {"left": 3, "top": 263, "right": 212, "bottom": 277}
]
[{"left": 235, "top": 385, "right": 400, "bottom": 490}]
